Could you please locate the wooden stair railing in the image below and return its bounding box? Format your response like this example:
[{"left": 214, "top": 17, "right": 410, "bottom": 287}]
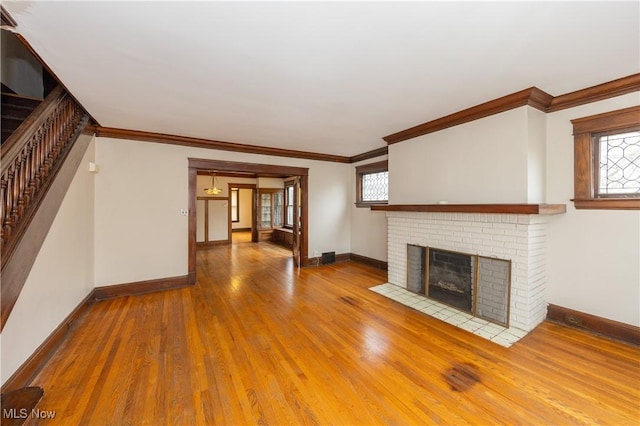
[
  {"left": 1, "top": 85, "right": 90, "bottom": 331},
  {"left": 1, "top": 92, "right": 43, "bottom": 144}
]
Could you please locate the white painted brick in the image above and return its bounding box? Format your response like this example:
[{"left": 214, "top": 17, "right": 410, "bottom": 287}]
[
  {"left": 517, "top": 216, "right": 532, "bottom": 224},
  {"left": 492, "top": 222, "right": 517, "bottom": 230},
  {"left": 483, "top": 227, "right": 505, "bottom": 235},
  {"left": 493, "top": 234, "right": 518, "bottom": 243},
  {"left": 386, "top": 210, "right": 548, "bottom": 334}
]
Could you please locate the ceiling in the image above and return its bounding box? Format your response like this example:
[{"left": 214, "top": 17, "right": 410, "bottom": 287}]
[{"left": 5, "top": 1, "right": 639, "bottom": 157}]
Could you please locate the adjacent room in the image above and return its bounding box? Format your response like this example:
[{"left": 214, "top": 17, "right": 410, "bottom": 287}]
[{"left": 1, "top": 1, "right": 638, "bottom": 424}]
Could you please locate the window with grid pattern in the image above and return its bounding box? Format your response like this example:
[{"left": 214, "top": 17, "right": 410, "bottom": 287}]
[
  {"left": 571, "top": 106, "right": 640, "bottom": 210},
  {"left": 355, "top": 160, "right": 388, "bottom": 207},
  {"left": 361, "top": 171, "right": 389, "bottom": 201},
  {"left": 595, "top": 130, "right": 640, "bottom": 198}
]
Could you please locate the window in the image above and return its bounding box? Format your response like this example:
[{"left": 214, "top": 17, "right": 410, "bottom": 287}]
[
  {"left": 273, "top": 191, "right": 284, "bottom": 227},
  {"left": 230, "top": 188, "right": 239, "bottom": 222},
  {"left": 260, "top": 192, "right": 272, "bottom": 228},
  {"left": 571, "top": 106, "right": 640, "bottom": 209},
  {"left": 284, "top": 182, "right": 294, "bottom": 227},
  {"left": 355, "top": 160, "right": 388, "bottom": 207},
  {"left": 258, "top": 189, "right": 284, "bottom": 229},
  {"left": 595, "top": 130, "right": 640, "bottom": 197}
]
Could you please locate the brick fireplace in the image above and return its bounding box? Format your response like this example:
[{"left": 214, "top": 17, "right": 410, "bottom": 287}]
[{"left": 377, "top": 204, "right": 566, "bottom": 333}]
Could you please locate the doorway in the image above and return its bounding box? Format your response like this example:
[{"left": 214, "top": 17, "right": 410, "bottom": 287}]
[
  {"left": 188, "top": 158, "right": 309, "bottom": 284},
  {"left": 228, "top": 183, "right": 256, "bottom": 244}
]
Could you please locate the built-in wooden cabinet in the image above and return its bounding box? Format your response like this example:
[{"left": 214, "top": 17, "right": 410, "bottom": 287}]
[
  {"left": 257, "top": 189, "right": 284, "bottom": 241},
  {"left": 272, "top": 227, "right": 294, "bottom": 248}
]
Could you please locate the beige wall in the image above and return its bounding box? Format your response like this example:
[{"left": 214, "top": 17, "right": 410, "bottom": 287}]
[
  {"left": 349, "top": 156, "right": 388, "bottom": 262},
  {"left": 545, "top": 93, "right": 640, "bottom": 326},
  {"left": 94, "top": 138, "right": 352, "bottom": 286},
  {"left": 233, "top": 188, "right": 253, "bottom": 229},
  {"left": 257, "top": 177, "right": 284, "bottom": 188},
  {"left": 527, "top": 107, "right": 547, "bottom": 203},
  {"left": 94, "top": 141, "right": 188, "bottom": 285},
  {"left": 389, "top": 107, "right": 533, "bottom": 204},
  {"left": 1, "top": 31, "right": 44, "bottom": 97},
  {"left": 1, "top": 138, "right": 96, "bottom": 384}
]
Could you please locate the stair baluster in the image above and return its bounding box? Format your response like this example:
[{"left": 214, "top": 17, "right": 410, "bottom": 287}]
[
  {"left": 1, "top": 86, "right": 88, "bottom": 266},
  {"left": 1, "top": 86, "right": 91, "bottom": 331}
]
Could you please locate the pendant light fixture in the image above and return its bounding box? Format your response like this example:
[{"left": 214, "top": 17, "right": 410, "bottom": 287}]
[{"left": 204, "top": 171, "right": 222, "bottom": 195}]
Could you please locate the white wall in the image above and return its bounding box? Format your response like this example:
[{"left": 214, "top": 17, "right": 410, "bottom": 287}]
[
  {"left": 1, "top": 138, "right": 96, "bottom": 384},
  {"left": 389, "top": 107, "right": 532, "bottom": 204},
  {"left": 0, "top": 31, "right": 44, "bottom": 98},
  {"left": 546, "top": 93, "right": 640, "bottom": 326},
  {"left": 349, "top": 156, "right": 388, "bottom": 262},
  {"left": 527, "top": 107, "right": 547, "bottom": 203},
  {"left": 257, "top": 177, "right": 284, "bottom": 189},
  {"left": 94, "top": 141, "right": 189, "bottom": 285},
  {"left": 94, "top": 138, "right": 351, "bottom": 286},
  {"left": 307, "top": 164, "right": 351, "bottom": 257},
  {"left": 209, "top": 200, "right": 229, "bottom": 241}
]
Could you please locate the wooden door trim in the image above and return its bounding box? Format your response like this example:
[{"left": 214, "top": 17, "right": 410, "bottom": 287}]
[
  {"left": 292, "top": 177, "right": 301, "bottom": 267},
  {"left": 228, "top": 183, "right": 258, "bottom": 189},
  {"left": 195, "top": 196, "right": 231, "bottom": 246},
  {"left": 228, "top": 183, "right": 257, "bottom": 238},
  {"left": 204, "top": 198, "right": 209, "bottom": 244},
  {"left": 188, "top": 159, "right": 309, "bottom": 283},
  {"left": 228, "top": 186, "right": 232, "bottom": 240}
]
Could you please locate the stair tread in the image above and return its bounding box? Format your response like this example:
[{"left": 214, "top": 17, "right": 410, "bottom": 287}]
[
  {"left": 1, "top": 102, "right": 37, "bottom": 110},
  {"left": 1, "top": 93, "right": 42, "bottom": 109},
  {"left": 2, "top": 115, "right": 27, "bottom": 122},
  {"left": 1, "top": 94, "right": 42, "bottom": 143},
  {"left": 2, "top": 108, "right": 34, "bottom": 120}
]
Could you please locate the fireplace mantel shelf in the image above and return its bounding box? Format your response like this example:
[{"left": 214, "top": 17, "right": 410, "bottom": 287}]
[{"left": 371, "top": 203, "right": 566, "bottom": 215}]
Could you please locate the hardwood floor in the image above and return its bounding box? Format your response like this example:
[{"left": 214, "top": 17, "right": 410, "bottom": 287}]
[
  {"left": 231, "top": 230, "right": 252, "bottom": 244},
  {"left": 27, "top": 240, "right": 640, "bottom": 424}
]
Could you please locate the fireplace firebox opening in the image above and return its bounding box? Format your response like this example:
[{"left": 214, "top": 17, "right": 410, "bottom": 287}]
[
  {"left": 427, "top": 248, "right": 474, "bottom": 313},
  {"left": 406, "top": 244, "right": 512, "bottom": 327}
]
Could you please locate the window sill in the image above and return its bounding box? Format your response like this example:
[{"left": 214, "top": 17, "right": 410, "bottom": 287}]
[
  {"left": 275, "top": 227, "right": 294, "bottom": 233},
  {"left": 355, "top": 201, "right": 388, "bottom": 208},
  {"left": 572, "top": 198, "right": 640, "bottom": 210}
]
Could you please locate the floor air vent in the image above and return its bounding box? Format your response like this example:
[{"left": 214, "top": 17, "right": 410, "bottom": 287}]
[{"left": 322, "top": 252, "right": 336, "bottom": 264}]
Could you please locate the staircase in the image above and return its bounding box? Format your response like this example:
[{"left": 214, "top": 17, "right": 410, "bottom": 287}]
[
  {"left": 1, "top": 92, "right": 42, "bottom": 144},
  {"left": 1, "top": 85, "right": 91, "bottom": 331}
]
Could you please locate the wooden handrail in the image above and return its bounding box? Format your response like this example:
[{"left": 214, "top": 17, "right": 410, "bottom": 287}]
[
  {"left": 1, "top": 86, "right": 64, "bottom": 171},
  {"left": 1, "top": 85, "right": 89, "bottom": 272},
  {"left": 1, "top": 84, "right": 91, "bottom": 331}
]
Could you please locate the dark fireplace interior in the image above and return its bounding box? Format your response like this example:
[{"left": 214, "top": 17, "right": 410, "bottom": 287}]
[
  {"left": 427, "top": 249, "right": 473, "bottom": 313},
  {"left": 405, "top": 244, "right": 511, "bottom": 327}
]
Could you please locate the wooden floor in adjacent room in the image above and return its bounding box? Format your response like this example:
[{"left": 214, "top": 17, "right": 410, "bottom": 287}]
[{"left": 27, "top": 237, "right": 640, "bottom": 425}]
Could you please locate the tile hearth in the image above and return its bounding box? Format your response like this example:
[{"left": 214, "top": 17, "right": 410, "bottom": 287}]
[{"left": 370, "top": 283, "right": 527, "bottom": 347}]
